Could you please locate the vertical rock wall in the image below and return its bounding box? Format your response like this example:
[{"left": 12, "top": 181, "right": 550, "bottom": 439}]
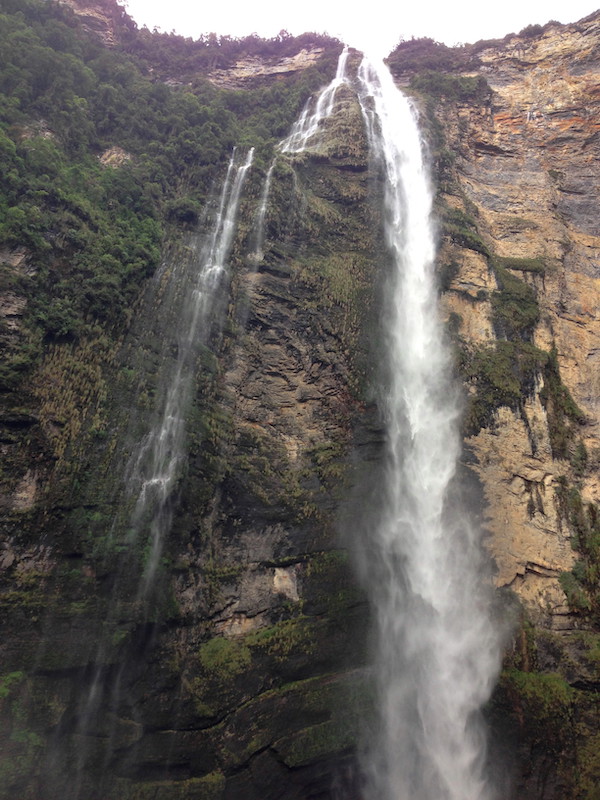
[
  {"left": 0, "top": 59, "right": 381, "bottom": 799},
  {"left": 390, "top": 14, "right": 600, "bottom": 796}
]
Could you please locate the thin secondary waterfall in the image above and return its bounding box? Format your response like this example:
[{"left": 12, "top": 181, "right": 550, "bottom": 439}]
[
  {"left": 252, "top": 158, "right": 275, "bottom": 260},
  {"left": 61, "top": 148, "right": 253, "bottom": 800},
  {"left": 280, "top": 45, "right": 349, "bottom": 153},
  {"left": 252, "top": 46, "right": 348, "bottom": 263},
  {"left": 126, "top": 147, "right": 253, "bottom": 595},
  {"left": 356, "top": 57, "right": 500, "bottom": 800}
]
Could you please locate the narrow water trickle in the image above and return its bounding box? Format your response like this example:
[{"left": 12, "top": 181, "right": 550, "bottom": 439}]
[
  {"left": 251, "top": 45, "right": 348, "bottom": 263},
  {"left": 280, "top": 45, "right": 349, "bottom": 154},
  {"left": 355, "top": 57, "right": 501, "bottom": 800},
  {"left": 126, "top": 147, "right": 253, "bottom": 597},
  {"left": 61, "top": 148, "right": 253, "bottom": 800},
  {"left": 252, "top": 158, "right": 275, "bottom": 261}
]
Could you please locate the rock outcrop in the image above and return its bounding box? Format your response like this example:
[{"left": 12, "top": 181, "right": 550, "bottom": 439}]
[
  {"left": 207, "top": 48, "right": 327, "bottom": 88},
  {"left": 57, "top": 0, "right": 124, "bottom": 45}
]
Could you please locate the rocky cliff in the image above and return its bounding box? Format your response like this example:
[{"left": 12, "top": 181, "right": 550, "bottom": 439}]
[
  {"left": 1, "top": 2, "right": 599, "bottom": 799},
  {"left": 388, "top": 15, "right": 600, "bottom": 796}
]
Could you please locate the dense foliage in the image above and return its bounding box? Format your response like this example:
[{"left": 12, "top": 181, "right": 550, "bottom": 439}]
[
  {"left": 386, "top": 37, "right": 472, "bottom": 74},
  {"left": 0, "top": 0, "right": 340, "bottom": 387},
  {"left": 410, "top": 71, "right": 491, "bottom": 102},
  {"left": 557, "top": 481, "right": 600, "bottom": 621}
]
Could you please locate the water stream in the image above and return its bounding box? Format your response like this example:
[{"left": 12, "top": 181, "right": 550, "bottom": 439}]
[
  {"left": 252, "top": 159, "right": 275, "bottom": 261},
  {"left": 252, "top": 46, "right": 348, "bottom": 266},
  {"left": 125, "top": 147, "right": 254, "bottom": 596},
  {"left": 280, "top": 45, "right": 349, "bottom": 154},
  {"left": 59, "top": 148, "right": 253, "bottom": 799},
  {"left": 39, "top": 47, "right": 503, "bottom": 798},
  {"left": 356, "top": 57, "right": 501, "bottom": 800}
]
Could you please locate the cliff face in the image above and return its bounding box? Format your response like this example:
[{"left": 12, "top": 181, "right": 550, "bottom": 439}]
[
  {"left": 390, "top": 14, "right": 600, "bottom": 796},
  {"left": 1, "top": 4, "right": 600, "bottom": 799},
  {"left": 0, "top": 10, "right": 374, "bottom": 792},
  {"left": 57, "top": 0, "right": 128, "bottom": 44},
  {"left": 429, "top": 13, "right": 600, "bottom": 625}
]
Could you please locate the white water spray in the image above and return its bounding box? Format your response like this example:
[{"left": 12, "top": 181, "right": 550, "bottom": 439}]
[
  {"left": 280, "top": 46, "right": 349, "bottom": 153},
  {"left": 252, "top": 47, "right": 348, "bottom": 264},
  {"left": 126, "top": 147, "right": 254, "bottom": 593},
  {"left": 252, "top": 159, "right": 275, "bottom": 260},
  {"left": 356, "top": 57, "right": 501, "bottom": 800}
]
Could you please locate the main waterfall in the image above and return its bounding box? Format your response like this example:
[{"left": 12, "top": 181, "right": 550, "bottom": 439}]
[{"left": 356, "top": 57, "right": 501, "bottom": 800}]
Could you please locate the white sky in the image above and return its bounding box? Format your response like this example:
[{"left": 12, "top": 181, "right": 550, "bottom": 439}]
[{"left": 121, "top": 0, "right": 598, "bottom": 57}]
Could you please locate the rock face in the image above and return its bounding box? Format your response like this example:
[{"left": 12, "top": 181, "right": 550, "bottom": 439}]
[
  {"left": 57, "top": 0, "right": 123, "bottom": 45},
  {"left": 208, "top": 48, "right": 327, "bottom": 88},
  {"left": 388, "top": 13, "right": 600, "bottom": 796},
  {"left": 1, "top": 8, "right": 600, "bottom": 800},
  {"left": 0, "top": 44, "right": 376, "bottom": 797},
  {"left": 430, "top": 13, "right": 600, "bottom": 618}
]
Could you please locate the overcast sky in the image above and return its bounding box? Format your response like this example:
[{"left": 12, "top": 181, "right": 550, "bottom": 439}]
[{"left": 121, "top": 0, "right": 598, "bottom": 56}]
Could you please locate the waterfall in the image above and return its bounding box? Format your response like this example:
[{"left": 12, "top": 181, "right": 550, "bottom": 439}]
[
  {"left": 280, "top": 45, "right": 349, "bottom": 153},
  {"left": 356, "top": 57, "right": 501, "bottom": 800},
  {"left": 57, "top": 148, "right": 253, "bottom": 800},
  {"left": 252, "top": 46, "right": 348, "bottom": 264},
  {"left": 125, "top": 147, "right": 253, "bottom": 595},
  {"left": 252, "top": 158, "right": 275, "bottom": 261}
]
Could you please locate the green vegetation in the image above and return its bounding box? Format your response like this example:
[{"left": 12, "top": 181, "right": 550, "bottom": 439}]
[
  {"left": 438, "top": 196, "right": 584, "bottom": 446},
  {"left": 492, "top": 615, "right": 600, "bottom": 799},
  {"left": 461, "top": 341, "right": 547, "bottom": 433},
  {"left": 540, "top": 347, "right": 586, "bottom": 459},
  {"left": 0, "top": 0, "right": 341, "bottom": 389},
  {"left": 493, "top": 255, "right": 546, "bottom": 274},
  {"left": 440, "top": 205, "right": 490, "bottom": 256},
  {"left": 246, "top": 617, "right": 317, "bottom": 662},
  {"left": 386, "top": 37, "right": 471, "bottom": 75},
  {"left": 439, "top": 259, "right": 460, "bottom": 292},
  {"left": 490, "top": 263, "right": 539, "bottom": 340},
  {"left": 519, "top": 24, "right": 544, "bottom": 38},
  {"left": 500, "top": 668, "right": 573, "bottom": 751},
  {"left": 198, "top": 636, "right": 251, "bottom": 679},
  {"left": 410, "top": 71, "right": 491, "bottom": 103},
  {"left": 556, "top": 480, "right": 600, "bottom": 622},
  {"left": 0, "top": 672, "right": 25, "bottom": 700},
  {"left": 191, "top": 617, "right": 320, "bottom": 716}
]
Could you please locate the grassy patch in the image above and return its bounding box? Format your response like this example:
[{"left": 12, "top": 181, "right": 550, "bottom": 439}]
[
  {"left": 490, "top": 264, "right": 539, "bottom": 340},
  {"left": 500, "top": 668, "right": 573, "bottom": 751},
  {"left": 461, "top": 341, "right": 547, "bottom": 434},
  {"left": 540, "top": 348, "right": 585, "bottom": 460},
  {"left": 556, "top": 480, "right": 600, "bottom": 623},
  {"left": 493, "top": 255, "right": 545, "bottom": 274},
  {"left": 410, "top": 71, "right": 491, "bottom": 103},
  {"left": 246, "top": 617, "right": 316, "bottom": 662},
  {"left": 198, "top": 637, "right": 251, "bottom": 680}
]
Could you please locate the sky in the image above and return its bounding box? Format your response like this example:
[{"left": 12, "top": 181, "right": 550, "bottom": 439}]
[{"left": 121, "top": 0, "right": 599, "bottom": 57}]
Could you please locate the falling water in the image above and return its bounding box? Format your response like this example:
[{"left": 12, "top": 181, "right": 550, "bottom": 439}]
[
  {"left": 356, "top": 57, "right": 501, "bottom": 800},
  {"left": 252, "top": 159, "right": 275, "bottom": 260},
  {"left": 126, "top": 147, "right": 253, "bottom": 595},
  {"left": 280, "top": 45, "right": 349, "bottom": 153},
  {"left": 252, "top": 46, "right": 348, "bottom": 263},
  {"left": 58, "top": 148, "right": 253, "bottom": 800}
]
